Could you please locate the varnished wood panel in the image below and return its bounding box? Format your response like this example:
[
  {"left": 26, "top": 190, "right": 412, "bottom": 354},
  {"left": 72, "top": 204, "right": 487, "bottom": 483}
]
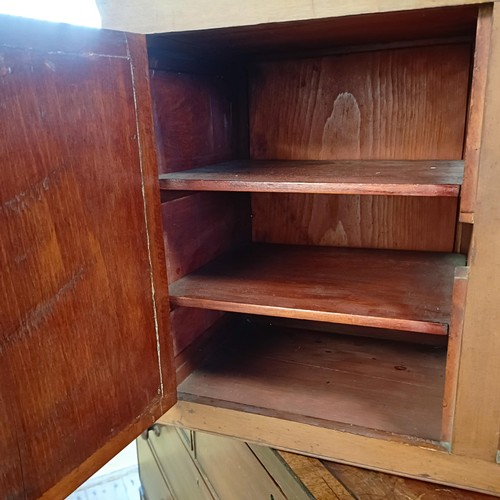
[
  {"left": 170, "top": 307, "right": 224, "bottom": 357},
  {"left": 150, "top": 71, "right": 238, "bottom": 174},
  {"left": 0, "top": 19, "right": 174, "bottom": 499},
  {"left": 159, "top": 159, "right": 463, "bottom": 197},
  {"left": 178, "top": 321, "right": 446, "bottom": 440},
  {"left": 252, "top": 193, "right": 458, "bottom": 252},
  {"left": 250, "top": 44, "right": 470, "bottom": 161},
  {"left": 161, "top": 192, "right": 251, "bottom": 282},
  {"left": 169, "top": 244, "right": 464, "bottom": 334}
]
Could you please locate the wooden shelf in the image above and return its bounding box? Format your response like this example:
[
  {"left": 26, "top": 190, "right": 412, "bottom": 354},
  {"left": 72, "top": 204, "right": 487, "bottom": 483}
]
[
  {"left": 169, "top": 244, "right": 465, "bottom": 335},
  {"left": 159, "top": 160, "right": 464, "bottom": 197},
  {"left": 178, "top": 320, "right": 446, "bottom": 440}
]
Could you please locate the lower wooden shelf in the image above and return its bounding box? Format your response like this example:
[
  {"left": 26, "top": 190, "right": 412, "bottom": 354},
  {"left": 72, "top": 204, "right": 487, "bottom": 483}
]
[
  {"left": 169, "top": 244, "right": 465, "bottom": 335},
  {"left": 178, "top": 318, "right": 446, "bottom": 441}
]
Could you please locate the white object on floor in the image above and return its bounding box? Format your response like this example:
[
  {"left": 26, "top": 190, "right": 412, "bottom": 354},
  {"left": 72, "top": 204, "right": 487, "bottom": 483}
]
[{"left": 67, "top": 442, "right": 140, "bottom": 500}]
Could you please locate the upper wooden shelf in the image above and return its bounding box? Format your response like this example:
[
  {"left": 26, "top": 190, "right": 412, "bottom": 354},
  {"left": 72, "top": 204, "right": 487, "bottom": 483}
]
[
  {"left": 169, "top": 244, "right": 465, "bottom": 335},
  {"left": 159, "top": 160, "right": 464, "bottom": 197}
]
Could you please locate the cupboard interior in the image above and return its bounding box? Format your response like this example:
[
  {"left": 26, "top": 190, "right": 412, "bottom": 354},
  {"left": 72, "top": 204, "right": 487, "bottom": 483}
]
[{"left": 148, "top": 5, "right": 478, "bottom": 443}]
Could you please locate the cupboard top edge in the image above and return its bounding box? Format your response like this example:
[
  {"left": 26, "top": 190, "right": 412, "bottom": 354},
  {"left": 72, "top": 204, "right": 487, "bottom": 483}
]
[{"left": 99, "top": 1, "right": 492, "bottom": 35}]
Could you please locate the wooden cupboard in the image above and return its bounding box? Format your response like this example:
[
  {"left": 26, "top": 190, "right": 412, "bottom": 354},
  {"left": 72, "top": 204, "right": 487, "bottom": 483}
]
[{"left": 1, "top": 1, "right": 500, "bottom": 497}]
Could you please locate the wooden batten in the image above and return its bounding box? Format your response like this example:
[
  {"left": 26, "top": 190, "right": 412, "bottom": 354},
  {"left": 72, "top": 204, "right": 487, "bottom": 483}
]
[
  {"left": 441, "top": 266, "right": 469, "bottom": 445},
  {"left": 460, "top": 4, "right": 494, "bottom": 222}
]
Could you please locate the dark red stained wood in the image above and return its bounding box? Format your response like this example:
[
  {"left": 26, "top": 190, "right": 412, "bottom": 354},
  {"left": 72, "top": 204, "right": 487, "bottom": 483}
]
[
  {"left": 156, "top": 6, "right": 477, "bottom": 59},
  {"left": 178, "top": 321, "right": 447, "bottom": 440},
  {"left": 249, "top": 44, "right": 471, "bottom": 161},
  {"left": 159, "top": 160, "right": 463, "bottom": 197},
  {"left": 251, "top": 193, "right": 458, "bottom": 252},
  {"left": 0, "top": 19, "right": 175, "bottom": 499},
  {"left": 169, "top": 244, "right": 465, "bottom": 335},
  {"left": 161, "top": 192, "right": 251, "bottom": 282},
  {"left": 150, "top": 70, "right": 239, "bottom": 174}
]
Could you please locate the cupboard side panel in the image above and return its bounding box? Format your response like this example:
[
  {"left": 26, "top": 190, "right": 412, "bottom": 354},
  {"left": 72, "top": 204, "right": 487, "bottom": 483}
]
[
  {"left": 252, "top": 193, "right": 457, "bottom": 252},
  {"left": 452, "top": 2, "right": 500, "bottom": 460},
  {"left": 0, "top": 23, "right": 173, "bottom": 498},
  {"left": 150, "top": 70, "right": 240, "bottom": 174},
  {"left": 162, "top": 192, "right": 252, "bottom": 283}
]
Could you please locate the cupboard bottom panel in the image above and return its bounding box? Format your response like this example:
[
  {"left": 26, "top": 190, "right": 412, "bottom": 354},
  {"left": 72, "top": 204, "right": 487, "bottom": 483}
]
[{"left": 177, "top": 318, "right": 446, "bottom": 441}]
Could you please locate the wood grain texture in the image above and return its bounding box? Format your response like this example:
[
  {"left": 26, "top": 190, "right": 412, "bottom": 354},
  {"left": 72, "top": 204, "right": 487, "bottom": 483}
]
[
  {"left": 159, "top": 160, "right": 463, "bottom": 197},
  {"left": 321, "top": 460, "right": 497, "bottom": 499},
  {"left": 150, "top": 70, "right": 239, "bottom": 174},
  {"left": 252, "top": 193, "right": 458, "bottom": 252},
  {"left": 194, "top": 431, "right": 288, "bottom": 499},
  {"left": 461, "top": 5, "right": 494, "bottom": 218},
  {"left": 278, "top": 452, "right": 353, "bottom": 500},
  {"left": 170, "top": 307, "right": 224, "bottom": 357},
  {"left": 160, "top": 401, "right": 500, "bottom": 496},
  {"left": 97, "top": 0, "right": 483, "bottom": 34},
  {"left": 170, "top": 244, "right": 464, "bottom": 334},
  {"left": 178, "top": 321, "right": 447, "bottom": 440},
  {"left": 249, "top": 44, "right": 471, "bottom": 161},
  {"left": 441, "top": 267, "right": 469, "bottom": 444},
  {"left": 452, "top": 2, "right": 500, "bottom": 461},
  {"left": 161, "top": 192, "right": 251, "bottom": 282},
  {"left": 0, "top": 20, "right": 174, "bottom": 498},
  {"left": 151, "top": 6, "right": 477, "bottom": 59}
]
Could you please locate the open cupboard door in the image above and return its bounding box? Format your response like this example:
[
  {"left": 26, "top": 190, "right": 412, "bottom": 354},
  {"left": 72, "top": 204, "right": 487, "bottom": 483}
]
[{"left": 0, "top": 15, "right": 176, "bottom": 499}]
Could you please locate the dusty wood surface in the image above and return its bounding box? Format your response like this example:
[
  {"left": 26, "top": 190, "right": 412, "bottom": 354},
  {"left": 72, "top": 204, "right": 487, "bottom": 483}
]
[
  {"left": 0, "top": 17, "right": 175, "bottom": 498},
  {"left": 159, "top": 160, "right": 463, "bottom": 197},
  {"left": 178, "top": 320, "right": 446, "bottom": 440},
  {"left": 169, "top": 244, "right": 464, "bottom": 334}
]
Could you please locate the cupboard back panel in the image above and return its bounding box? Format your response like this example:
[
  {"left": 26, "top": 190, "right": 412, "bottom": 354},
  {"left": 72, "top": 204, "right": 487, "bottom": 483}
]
[
  {"left": 248, "top": 43, "right": 470, "bottom": 251},
  {"left": 252, "top": 193, "right": 458, "bottom": 251},
  {"left": 249, "top": 44, "right": 471, "bottom": 160}
]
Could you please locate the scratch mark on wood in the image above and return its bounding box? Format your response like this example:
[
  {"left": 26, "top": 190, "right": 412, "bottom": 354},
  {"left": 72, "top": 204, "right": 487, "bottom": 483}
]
[
  {"left": 0, "top": 164, "right": 68, "bottom": 215},
  {"left": 0, "top": 265, "right": 88, "bottom": 354}
]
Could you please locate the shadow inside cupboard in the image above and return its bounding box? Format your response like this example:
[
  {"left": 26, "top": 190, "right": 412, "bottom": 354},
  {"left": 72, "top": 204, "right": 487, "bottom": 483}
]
[{"left": 147, "top": 5, "right": 478, "bottom": 443}]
